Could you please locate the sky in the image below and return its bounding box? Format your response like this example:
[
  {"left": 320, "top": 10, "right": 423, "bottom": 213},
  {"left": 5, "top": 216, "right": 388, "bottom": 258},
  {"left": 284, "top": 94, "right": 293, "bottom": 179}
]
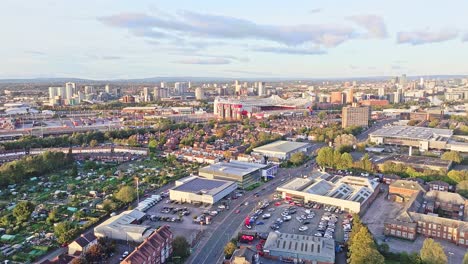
[{"left": 1, "top": 0, "right": 468, "bottom": 79}]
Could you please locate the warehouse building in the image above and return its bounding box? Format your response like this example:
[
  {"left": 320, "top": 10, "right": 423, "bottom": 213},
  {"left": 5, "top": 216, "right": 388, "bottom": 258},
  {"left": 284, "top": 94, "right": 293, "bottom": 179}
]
[
  {"left": 252, "top": 140, "right": 312, "bottom": 161},
  {"left": 94, "top": 210, "right": 153, "bottom": 243},
  {"left": 169, "top": 176, "right": 237, "bottom": 205},
  {"left": 369, "top": 126, "right": 468, "bottom": 153},
  {"left": 277, "top": 175, "right": 380, "bottom": 214},
  {"left": 199, "top": 160, "right": 277, "bottom": 189},
  {"left": 263, "top": 232, "right": 335, "bottom": 264}
]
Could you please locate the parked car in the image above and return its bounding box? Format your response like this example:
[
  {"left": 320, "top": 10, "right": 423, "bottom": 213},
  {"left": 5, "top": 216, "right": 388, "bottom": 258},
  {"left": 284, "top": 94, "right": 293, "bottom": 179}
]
[{"left": 298, "top": 226, "right": 309, "bottom": 232}]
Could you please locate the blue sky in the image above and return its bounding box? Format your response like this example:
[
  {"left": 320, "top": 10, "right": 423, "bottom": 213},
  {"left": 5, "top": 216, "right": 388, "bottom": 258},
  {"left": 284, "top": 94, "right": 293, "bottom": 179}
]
[{"left": 1, "top": 0, "right": 468, "bottom": 79}]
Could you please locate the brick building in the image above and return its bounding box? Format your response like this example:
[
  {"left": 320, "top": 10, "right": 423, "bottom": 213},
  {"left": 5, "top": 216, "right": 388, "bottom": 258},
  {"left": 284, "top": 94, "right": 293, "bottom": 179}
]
[
  {"left": 388, "top": 180, "right": 426, "bottom": 203},
  {"left": 121, "top": 226, "right": 173, "bottom": 264},
  {"left": 384, "top": 191, "right": 468, "bottom": 247}
]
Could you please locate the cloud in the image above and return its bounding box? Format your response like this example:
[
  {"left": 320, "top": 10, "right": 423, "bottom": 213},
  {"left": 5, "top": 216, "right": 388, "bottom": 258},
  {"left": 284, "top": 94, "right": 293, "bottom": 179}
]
[
  {"left": 252, "top": 46, "right": 326, "bottom": 55},
  {"left": 101, "top": 56, "right": 123, "bottom": 60},
  {"left": 309, "top": 8, "right": 322, "bottom": 14},
  {"left": 225, "top": 69, "right": 275, "bottom": 76},
  {"left": 397, "top": 29, "right": 458, "bottom": 45},
  {"left": 25, "top": 50, "right": 46, "bottom": 56},
  {"left": 347, "top": 15, "right": 387, "bottom": 38},
  {"left": 392, "top": 65, "right": 403, "bottom": 70},
  {"left": 173, "top": 57, "right": 231, "bottom": 65},
  {"left": 99, "top": 11, "right": 356, "bottom": 47}
]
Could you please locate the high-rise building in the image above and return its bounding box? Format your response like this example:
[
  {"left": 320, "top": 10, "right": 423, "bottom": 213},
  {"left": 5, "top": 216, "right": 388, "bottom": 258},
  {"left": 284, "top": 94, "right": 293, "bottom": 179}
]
[
  {"left": 160, "top": 82, "right": 167, "bottom": 88},
  {"left": 174, "top": 82, "right": 188, "bottom": 96},
  {"left": 330, "top": 92, "right": 343, "bottom": 104},
  {"left": 394, "top": 88, "right": 403, "bottom": 103},
  {"left": 195, "top": 87, "right": 205, "bottom": 100},
  {"left": 105, "top": 84, "right": 111, "bottom": 94},
  {"left": 258, "top": 82, "right": 266, "bottom": 96},
  {"left": 143, "top": 87, "right": 151, "bottom": 102},
  {"left": 84, "top": 85, "right": 94, "bottom": 95},
  {"left": 153, "top": 87, "right": 160, "bottom": 101},
  {"left": 48, "top": 87, "right": 58, "bottom": 99},
  {"left": 399, "top": 74, "right": 407, "bottom": 88},
  {"left": 65, "top": 82, "right": 76, "bottom": 99},
  {"left": 378, "top": 87, "right": 386, "bottom": 98},
  {"left": 235, "top": 80, "right": 241, "bottom": 95},
  {"left": 346, "top": 88, "right": 354, "bottom": 104},
  {"left": 342, "top": 105, "right": 370, "bottom": 128}
]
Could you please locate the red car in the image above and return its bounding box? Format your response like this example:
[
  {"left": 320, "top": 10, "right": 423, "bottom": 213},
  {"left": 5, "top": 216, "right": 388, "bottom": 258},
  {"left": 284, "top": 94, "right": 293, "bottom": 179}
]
[{"left": 274, "top": 202, "right": 281, "bottom": 206}]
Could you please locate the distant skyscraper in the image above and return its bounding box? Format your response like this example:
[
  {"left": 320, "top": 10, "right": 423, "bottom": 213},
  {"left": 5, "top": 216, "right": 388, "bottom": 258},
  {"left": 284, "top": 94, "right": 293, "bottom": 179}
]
[
  {"left": 188, "top": 81, "right": 192, "bottom": 88},
  {"left": 378, "top": 87, "right": 386, "bottom": 98},
  {"left": 143, "top": 87, "right": 151, "bottom": 102},
  {"left": 160, "top": 82, "right": 167, "bottom": 88},
  {"left": 105, "top": 84, "right": 111, "bottom": 94},
  {"left": 48, "top": 87, "right": 58, "bottom": 99},
  {"left": 394, "top": 88, "right": 403, "bottom": 103},
  {"left": 346, "top": 88, "right": 354, "bottom": 104},
  {"left": 235, "top": 80, "right": 241, "bottom": 95},
  {"left": 399, "top": 74, "right": 407, "bottom": 88},
  {"left": 84, "top": 85, "right": 94, "bottom": 95},
  {"left": 153, "top": 87, "right": 160, "bottom": 101},
  {"left": 258, "top": 82, "right": 266, "bottom": 96},
  {"left": 419, "top": 77, "right": 424, "bottom": 88},
  {"left": 195, "top": 87, "right": 205, "bottom": 100},
  {"left": 65, "top": 82, "right": 76, "bottom": 99}
]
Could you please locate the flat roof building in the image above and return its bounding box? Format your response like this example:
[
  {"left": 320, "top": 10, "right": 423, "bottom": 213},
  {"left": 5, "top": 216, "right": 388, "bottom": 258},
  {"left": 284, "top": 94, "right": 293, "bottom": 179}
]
[
  {"left": 263, "top": 232, "right": 335, "bottom": 264},
  {"left": 199, "top": 160, "right": 276, "bottom": 189},
  {"left": 169, "top": 176, "right": 237, "bottom": 204},
  {"left": 252, "top": 140, "right": 312, "bottom": 161},
  {"left": 369, "top": 125, "right": 468, "bottom": 152},
  {"left": 277, "top": 175, "right": 380, "bottom": 214}
]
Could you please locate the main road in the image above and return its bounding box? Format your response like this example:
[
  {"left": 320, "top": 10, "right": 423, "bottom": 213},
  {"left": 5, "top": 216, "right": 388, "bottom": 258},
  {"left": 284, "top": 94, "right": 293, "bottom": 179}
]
[{"left": 186, "top": 150, "right": 322, "bottom": 264}]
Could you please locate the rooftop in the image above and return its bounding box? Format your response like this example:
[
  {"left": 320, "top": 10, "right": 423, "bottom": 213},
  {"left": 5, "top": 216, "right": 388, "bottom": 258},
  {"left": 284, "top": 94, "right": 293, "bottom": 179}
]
[
  {"left": 390, "top": 180, "right": 426, "bottom": 192},
  {"left": 263, "top": 232, "right": 335, "bottom": 263},
  {"left": 370, "top": 126, "right": 453, "bottom": 141},
  {"left": 199, "top": 160, "right": 267, "bottom": 177},
  {"left": 253, "top": 140, "right": 311, "bottom": 154},
  {"left": 173, "top": 176, "right": 236, "bottom": 195}
]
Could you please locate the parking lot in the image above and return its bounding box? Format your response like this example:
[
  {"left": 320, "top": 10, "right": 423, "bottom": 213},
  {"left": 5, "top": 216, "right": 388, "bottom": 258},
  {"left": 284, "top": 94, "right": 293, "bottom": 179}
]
[{"left": 240, "top": 196, "right": 351, "bottom": 244}]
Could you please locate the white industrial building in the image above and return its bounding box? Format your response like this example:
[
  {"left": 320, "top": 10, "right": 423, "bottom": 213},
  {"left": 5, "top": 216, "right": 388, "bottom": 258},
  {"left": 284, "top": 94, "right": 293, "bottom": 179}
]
[
  {"left": 252, "top": 140, "right": 312, "bottom": 161},
  {"left": 169, "top": 176, "right": 237, "bottom": 204}
]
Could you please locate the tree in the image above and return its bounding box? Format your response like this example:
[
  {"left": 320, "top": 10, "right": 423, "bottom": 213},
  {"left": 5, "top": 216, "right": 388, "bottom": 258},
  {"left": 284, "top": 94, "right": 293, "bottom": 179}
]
[
  {"left": 356, "top": 154, "right": 374, "bottom": 172},
  {"left": 148, "top": 139, "right": 158, "bottom": 152},
  {"left": 463, "top": 252, "right": 468, "bottom": 264},
  {"left": 317, "top": 111, "right": 327, "bottom": 121},
  {"left": 54, "top": 221, "right": 76, "bottom": 244},
  {"left": 428, "top": 119, "right": 440, "bottom": 128},
  {"left": 46, "top": 209, "right": 58, "bottom": 224},
  {"left": 419, "top": 238, "right": 447, "bottom": 264},
  {"left": 334, "top": 134, "right": 357, "bottom": 150},
  {"left": 289, "top": 152, "right": 306, "bottom": 166},
  {"left": 89, "top": 139, "right": 98, "bottom": 147},
  {"left": 13, "top": 201, "right": 34, "bottom": 223},
  {"left": 441, "top": 151, "right": 462, "bottom": 164},
  {"left": 224, "top": 241, "right": 237, "bottom": 258},
  {"left": 408, "top": 120, "right": 419, "bottom": 126},
  {"left": 339, "top": 152, "right": 353, "bottom": 169},
  {"left": 316, "top": 147, "right": 334, "bottom": 169},
  {"left": 115, "top": 186, "right": 136, "bottom": 204},
  {"left": 348, "top": 226, "right": 384, "bottom": 264},
  {"left": 447, "top": 170, "right": 468, "bottom": 183},
  {"left": 172, "top": 236, "right": 190, "bottom": 258}
]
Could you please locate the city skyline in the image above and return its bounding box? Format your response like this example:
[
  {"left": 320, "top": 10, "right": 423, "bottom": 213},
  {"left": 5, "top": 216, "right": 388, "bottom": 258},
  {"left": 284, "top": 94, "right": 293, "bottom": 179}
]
[{"left": 1, "top": 0, "right": 468, "bottom": 79}]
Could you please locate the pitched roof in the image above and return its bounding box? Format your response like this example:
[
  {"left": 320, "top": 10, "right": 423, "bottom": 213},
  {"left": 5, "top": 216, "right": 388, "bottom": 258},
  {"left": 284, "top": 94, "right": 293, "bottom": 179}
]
[
  {"left": 390, "top": 180, "right": 426, "bottom": 192},
  {"left": 122, "top": 226, "right": 173, "bottom": 264}
]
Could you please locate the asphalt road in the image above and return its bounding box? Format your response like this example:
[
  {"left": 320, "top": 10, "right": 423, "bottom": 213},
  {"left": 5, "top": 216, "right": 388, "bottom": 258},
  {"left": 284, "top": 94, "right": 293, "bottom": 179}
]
[{"left": 186, "top": 156, "right": 321, "bottom": 264}]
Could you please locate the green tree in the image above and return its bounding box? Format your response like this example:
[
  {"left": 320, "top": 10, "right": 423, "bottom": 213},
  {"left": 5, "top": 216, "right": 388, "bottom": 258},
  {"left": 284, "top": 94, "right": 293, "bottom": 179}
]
[
  {"left": 407, "top": 120, "right": 419, "bottom": 126},
  {"left": 54, "top": 221, "right": 76, "bottom": 244},
  {"left": 224, "top": 241, "right": 237, "bottom": 258},
  {"left": 348, "top": 226, "right": 384, "bottom": 264},
  {"left": 441, "top": 151, "right": 462, "bottom": 164},
  {"left": 463, "top": 252, "right": 468, "bottom": 264},
  {"left": 172, "top": 236, "right": 190, "bottom": 258},
  {"left": 148, "top": 139, "right": 158, "bottom": 152},
  {"left": 289, "top": 152, "right": 306, "bottom": 166},
  {"left": 419, "top": 238, "right": 447, "bottom": 264},
  {"left": 316, "top": 147, "right": 334, "bottom": 169},
  {"left": 317, "top": 111, "right": 327, "bottom": 121},
  {"left": 339, "top": 152, "right": 354, "bottom": 169},
  {"left": 357, "top": 153, "right": 374, "bottom": 172},
  {"left": 428, "top": 119, "right": 440, "bottom": 128},
  {"left": 447, "top": 170, "right": 468, "bottom": 183},
  {"left": 89, "top": 139, "right": 98, "bottom": 147},
  {"left": 46, "top": 208, "right": 58, "bottom": 224},
  {"left": 0, "top": 215, "right": 12, "bottom": 227},
  {"left": 13, "top": 201, "right": 34, "bottom": 223},
  {"left": 114, "top": 186, "right": 136, "bottom": 204}
]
